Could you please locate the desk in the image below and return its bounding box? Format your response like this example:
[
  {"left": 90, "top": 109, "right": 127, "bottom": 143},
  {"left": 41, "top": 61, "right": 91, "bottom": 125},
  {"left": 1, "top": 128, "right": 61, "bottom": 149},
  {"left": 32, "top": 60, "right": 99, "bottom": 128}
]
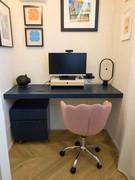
[
  {"left": 4, "top": 84, "right": 123, "bottom": 142},
  {"left": 4, "top": 84, "right": 123, "bottom": 100}
]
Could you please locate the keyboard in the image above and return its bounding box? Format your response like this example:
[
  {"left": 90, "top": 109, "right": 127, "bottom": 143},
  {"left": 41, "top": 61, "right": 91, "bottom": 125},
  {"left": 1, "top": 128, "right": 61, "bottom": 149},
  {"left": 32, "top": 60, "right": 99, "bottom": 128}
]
[{"left": 59, "top": 76, "right": 76, "bottom": 80}]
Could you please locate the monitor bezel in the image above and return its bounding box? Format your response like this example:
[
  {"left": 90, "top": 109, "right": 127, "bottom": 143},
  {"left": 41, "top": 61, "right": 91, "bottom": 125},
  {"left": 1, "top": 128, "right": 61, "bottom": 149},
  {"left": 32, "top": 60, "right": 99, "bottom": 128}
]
[{"left": 49, "top": 52, "right": 87, "bottom": 76}]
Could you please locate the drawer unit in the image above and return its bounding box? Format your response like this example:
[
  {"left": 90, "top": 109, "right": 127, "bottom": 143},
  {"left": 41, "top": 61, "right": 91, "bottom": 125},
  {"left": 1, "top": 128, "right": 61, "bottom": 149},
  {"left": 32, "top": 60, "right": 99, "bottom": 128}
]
[{"left": 10, "top": 99, "right": 49, "bottom": 142}]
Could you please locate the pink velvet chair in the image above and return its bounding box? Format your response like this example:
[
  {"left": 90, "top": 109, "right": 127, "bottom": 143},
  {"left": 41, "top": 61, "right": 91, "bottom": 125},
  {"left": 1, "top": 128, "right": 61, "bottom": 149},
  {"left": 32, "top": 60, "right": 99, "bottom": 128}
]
[{"left": 59, "top": 100, "right": 112, "bottom": 174}]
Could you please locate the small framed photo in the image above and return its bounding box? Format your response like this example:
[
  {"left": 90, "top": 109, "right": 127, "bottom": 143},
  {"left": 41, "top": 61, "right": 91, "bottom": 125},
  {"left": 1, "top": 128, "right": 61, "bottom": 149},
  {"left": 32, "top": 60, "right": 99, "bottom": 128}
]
[
  {"left": 23, "top": 5, "right": 43, "bottom": 26},
  {"left": 121, "top": 10, "right": 132, "bottom": 41},
  {"left": 0, "top": 1, "right": 13, "bottom": 47},
  {"left": 61, "top": 0, "right": 99, "bottom": 32},
  {"left": 25, "top": 28, "right": 44, "bottom": 47}
]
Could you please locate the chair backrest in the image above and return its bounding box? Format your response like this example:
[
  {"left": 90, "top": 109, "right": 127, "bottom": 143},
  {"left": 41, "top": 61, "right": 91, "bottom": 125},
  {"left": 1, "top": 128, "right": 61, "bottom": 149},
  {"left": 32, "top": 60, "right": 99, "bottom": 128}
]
[{"left": 60, "top": 101, "right": 112, "bottom": 136}]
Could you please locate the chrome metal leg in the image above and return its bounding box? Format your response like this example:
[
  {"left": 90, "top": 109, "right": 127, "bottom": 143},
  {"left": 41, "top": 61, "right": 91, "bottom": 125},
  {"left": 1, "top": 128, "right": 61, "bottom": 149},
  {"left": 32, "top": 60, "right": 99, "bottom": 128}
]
[
  {"left": 85, "top": 148, "right": 102, "bottom": 165},
  {"left": 63, "top": 145, "right": 80, "bottom": 151},
  {"left": 60, "top": 136, "right": 103, "bottom": 173},
  {"left": 72, "top": 150, "right": 82, "bottom": 168}
]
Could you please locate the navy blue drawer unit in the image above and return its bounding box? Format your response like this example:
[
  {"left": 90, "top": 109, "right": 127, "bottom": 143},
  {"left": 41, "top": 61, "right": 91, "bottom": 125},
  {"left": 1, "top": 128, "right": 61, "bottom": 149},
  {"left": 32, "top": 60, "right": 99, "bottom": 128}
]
[{"left": 10, "top": 99, "right": 49, "bottom": 142}]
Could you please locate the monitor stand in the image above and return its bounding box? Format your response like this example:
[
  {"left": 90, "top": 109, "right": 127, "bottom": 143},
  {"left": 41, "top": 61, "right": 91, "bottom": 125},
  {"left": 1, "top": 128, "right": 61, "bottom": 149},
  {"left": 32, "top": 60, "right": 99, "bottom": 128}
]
[
  {"left": 50, "top": 76, "right": 84, "bottom": 86},
  {"left": 59, "top": 76, "right": 76, "bottom": 80}
]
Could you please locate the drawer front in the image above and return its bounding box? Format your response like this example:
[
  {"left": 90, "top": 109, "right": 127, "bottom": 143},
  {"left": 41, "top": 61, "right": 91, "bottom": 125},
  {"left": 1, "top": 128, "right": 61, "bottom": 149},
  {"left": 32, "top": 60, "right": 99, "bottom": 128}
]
[
  {"left": 10, "top": 109, "right": 47, "bottom": 121},
  {"left": 11, "top": 120, "right": 48, "bottom": 141}
]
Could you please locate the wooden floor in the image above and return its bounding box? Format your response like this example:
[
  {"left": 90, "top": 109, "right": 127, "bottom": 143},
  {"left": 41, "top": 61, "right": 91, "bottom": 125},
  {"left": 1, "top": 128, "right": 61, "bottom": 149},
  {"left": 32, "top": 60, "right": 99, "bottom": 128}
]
[{"left": 9, "top": 130, "right": 127, "bottom": 180}]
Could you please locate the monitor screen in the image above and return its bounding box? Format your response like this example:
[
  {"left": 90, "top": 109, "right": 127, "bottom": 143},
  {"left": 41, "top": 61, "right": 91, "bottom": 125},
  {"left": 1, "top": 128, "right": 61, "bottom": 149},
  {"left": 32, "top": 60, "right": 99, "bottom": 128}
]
[{"left": 49, "top": 53, "right": 87, "bottom": 75}]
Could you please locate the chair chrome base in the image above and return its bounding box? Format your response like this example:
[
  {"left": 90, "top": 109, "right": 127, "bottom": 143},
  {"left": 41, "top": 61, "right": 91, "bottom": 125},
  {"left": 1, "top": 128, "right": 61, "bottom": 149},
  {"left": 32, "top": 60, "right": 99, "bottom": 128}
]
[{"left": 59, "top": 136, "right": 102, "bottom": 174}]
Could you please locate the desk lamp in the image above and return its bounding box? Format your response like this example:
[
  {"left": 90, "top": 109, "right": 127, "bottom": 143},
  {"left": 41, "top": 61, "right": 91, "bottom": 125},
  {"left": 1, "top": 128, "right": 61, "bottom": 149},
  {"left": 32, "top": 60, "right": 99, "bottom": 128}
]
[{"left": 99, "top": 59, "right": 114, "bottom": 87}]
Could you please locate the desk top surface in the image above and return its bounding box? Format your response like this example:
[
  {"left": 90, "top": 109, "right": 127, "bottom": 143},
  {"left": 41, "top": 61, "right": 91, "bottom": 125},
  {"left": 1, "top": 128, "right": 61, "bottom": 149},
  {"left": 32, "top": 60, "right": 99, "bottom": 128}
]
[{"left": 4, "top": 84, "right": 123, "bottom": 100}]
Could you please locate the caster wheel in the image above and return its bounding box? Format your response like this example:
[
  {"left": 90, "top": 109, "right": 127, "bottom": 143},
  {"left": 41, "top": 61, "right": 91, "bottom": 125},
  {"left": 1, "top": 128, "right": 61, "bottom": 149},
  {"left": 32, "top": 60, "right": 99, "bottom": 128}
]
[
  {"left": 75, "top": 141, "right": 81, "bottom": 146},
  {"left": 96, "top": 163, "right": 102, "bottom": 169},
  {"left": 59, "top": 150, "right": 65, "bottom": 156},
  {"left": 70, "top": 167, "right": 76, "bottom": 174},
  {"left": 95, "top": 147, "right": 101, "bottom": 152}
]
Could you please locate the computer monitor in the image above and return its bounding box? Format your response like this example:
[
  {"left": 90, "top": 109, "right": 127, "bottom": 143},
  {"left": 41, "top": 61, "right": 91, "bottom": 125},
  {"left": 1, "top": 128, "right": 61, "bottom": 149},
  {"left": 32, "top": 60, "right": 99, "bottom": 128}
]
[{"left": 49, "top": 53, "right": 87, "bottom": 76}]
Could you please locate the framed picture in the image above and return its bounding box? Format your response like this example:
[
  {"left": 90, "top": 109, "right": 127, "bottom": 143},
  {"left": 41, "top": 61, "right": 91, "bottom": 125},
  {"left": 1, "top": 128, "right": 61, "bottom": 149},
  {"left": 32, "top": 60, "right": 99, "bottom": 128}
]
[
  {"left": 23, "top": 5, "right": 43, "bottom": 26},
  {"left": 25, "top": 28, "right": 44, "bottom": 47},
  {"left": 0, "top": 1, "right": 13, "bottom": 47},
  {"left": 61, "top": 0, "right": 99, "bottom": 32},
  {"left": 121, "top": 10, "right": 132, "bottom": 41}
]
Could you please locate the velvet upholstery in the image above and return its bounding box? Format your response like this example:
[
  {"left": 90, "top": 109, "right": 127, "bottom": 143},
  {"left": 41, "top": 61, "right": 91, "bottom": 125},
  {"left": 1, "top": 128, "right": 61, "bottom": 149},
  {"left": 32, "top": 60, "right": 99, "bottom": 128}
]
[{"left": 60, "top": 101, "right": 112, "bottom": 136}]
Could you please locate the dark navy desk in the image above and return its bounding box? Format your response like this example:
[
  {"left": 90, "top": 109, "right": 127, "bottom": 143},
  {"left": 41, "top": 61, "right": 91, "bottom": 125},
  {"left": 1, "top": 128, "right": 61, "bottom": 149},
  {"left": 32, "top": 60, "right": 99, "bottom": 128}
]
[
  {"left": 4, "top": 84, "right": 123, "bottom": 100},
  {"left": 3, "top": 84, "right": 123, "bottom": 142}
]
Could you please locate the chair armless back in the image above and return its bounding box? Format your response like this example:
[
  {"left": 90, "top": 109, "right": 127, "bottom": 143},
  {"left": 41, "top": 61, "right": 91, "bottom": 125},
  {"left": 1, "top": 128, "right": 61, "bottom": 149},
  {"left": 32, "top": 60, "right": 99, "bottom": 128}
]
[{"left": 60, "top": 101, "right": 112, "bottom": 136}]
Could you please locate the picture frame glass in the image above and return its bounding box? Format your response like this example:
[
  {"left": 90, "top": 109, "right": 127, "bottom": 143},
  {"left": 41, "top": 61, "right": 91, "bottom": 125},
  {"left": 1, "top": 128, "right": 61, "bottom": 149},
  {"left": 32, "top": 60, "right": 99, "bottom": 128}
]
[
  {"left": 0, "top": 2, "right": 13, "bottom": 47},
  {"left": 24, "top": 6, "right": 43, "bottom": 26},
  {"left": 25, "top": 28, "right": 43, "bottom": 47},
  {"left": 61, "top": 0, "right": 99, "bottom": 31}
]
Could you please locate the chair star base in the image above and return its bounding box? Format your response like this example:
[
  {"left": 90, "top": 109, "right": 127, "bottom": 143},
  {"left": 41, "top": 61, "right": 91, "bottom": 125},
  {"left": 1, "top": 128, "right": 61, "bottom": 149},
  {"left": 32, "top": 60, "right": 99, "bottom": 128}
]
[{"left": 59, "top": 136, "right": 102, "bottom": 174}]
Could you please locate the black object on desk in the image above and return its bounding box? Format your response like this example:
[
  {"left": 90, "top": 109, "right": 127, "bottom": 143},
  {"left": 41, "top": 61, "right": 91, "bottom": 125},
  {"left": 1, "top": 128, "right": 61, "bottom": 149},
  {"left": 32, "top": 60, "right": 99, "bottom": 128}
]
[
  {"left": 59, "top": 76, "right": 76, "bottom": 80},
  {"left": 16, "top": 74, "right": 31, "bottom": 87},
  {"left": 83, "top": 73, "right": 95, "bottom": 79},
  {"left": 65, "top": 49, "right": 73, "bottom": 53}
]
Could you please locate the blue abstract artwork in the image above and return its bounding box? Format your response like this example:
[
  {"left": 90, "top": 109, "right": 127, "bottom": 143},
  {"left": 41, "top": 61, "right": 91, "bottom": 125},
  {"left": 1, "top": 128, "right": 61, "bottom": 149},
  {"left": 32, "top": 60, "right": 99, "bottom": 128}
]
[
  {"left": 68, "top": 0, "right": 91, "bottom": 22},
  {"left": 30, "top": 31, "right": 40, "bottom": 42}
]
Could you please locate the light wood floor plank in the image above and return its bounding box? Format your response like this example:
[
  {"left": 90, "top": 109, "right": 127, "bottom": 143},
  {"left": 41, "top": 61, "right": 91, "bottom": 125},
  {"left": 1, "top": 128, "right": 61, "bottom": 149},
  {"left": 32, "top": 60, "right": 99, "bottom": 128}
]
[{"left": 9, "top": 130, "right": 127, "bottom": 180}]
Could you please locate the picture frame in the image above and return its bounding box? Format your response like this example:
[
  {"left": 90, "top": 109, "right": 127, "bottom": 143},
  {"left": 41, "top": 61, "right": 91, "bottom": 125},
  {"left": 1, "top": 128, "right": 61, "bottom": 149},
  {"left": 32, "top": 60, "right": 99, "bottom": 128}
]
[
  {"left": 0, "top": 1, "right": 13, "bottom": 47},
  {"left": 120, "top": 9, "right": 132, "bottom": 41},
  {"left": 23, "top": 5, "right": 43, "bottom": 26},
  {"left": 25, "top": 28, "right": 44, "bottom": 47},
  {"left": 61, "top": 0, "right": 99, "bottom": 32}
]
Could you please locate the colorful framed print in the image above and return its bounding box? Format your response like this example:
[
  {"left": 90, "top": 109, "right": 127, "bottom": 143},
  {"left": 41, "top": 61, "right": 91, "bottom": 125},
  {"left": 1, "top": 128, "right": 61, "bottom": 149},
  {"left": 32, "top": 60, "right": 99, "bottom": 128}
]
[
  {"left": 0, "top": 1, "right": 13, "bottom": 47},
  {"left": 25, "top": 28, "right": 44, "bottom": 47},
  {"left": 61, "top": 0, "right": 99, "bottom": 32},
  {"left": 23, "top": 5, "right": 43, "bottom": 26},
  {"left": 121, "top": 10, "right": 132, "bottom": 41}
]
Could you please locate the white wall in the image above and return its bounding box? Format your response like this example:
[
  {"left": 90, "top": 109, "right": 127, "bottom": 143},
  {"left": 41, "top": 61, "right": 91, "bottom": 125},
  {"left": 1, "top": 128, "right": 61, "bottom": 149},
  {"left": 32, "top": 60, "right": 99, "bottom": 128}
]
[
  {"left": 0, "top": 0, "right": 16, "bottom": 148},
  {"left": 106, "top": 0, "right": 135, "bottom": 178},
  {"left": 0, "top": 0, "right": 131, "bottom": 179},
  {"left": 118, "top": 15, "right": 135, "bottom": 180},
  {"left": 0, "top": 1, "right": 17, "bottom": 179},
  {"left": 0, "top": 92, "right": 11, "bottom": 180},
  {"left": 0, "top": 63, "right": 13, "bottom": 149},
  {"left": 8, "top": 0, "right": 127, "bottom": 142},
  {"left": 0, "top": 46, "right": 14, "bottom": 147},
  {"left": 0, "top": 0, "right": 116, "bottom": 148},
  {"left": 9, "top": 0, "right": 118, "bottom": 131},
  {"left": 11, "top": 0, "right": 115, "bottom": 84},
  {"left": 105, "top": 0, "right": 134, "bottom": 149}
]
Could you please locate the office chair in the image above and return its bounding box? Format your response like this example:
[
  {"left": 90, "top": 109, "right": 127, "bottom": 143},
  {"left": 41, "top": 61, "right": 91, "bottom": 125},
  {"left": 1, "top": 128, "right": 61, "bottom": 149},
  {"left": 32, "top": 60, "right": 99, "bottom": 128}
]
[{"left": 59, "top": 100, "right": 112, "bottom": 174}]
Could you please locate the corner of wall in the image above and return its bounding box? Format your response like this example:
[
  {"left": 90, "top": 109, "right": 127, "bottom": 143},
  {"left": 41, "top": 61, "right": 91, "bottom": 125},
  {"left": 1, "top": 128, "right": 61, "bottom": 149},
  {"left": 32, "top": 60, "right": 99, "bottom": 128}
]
[
  {"left": 6, "top": 127, "right": 13, "bottom": 150},
  {"left": 106, "top": 128, "right": 120, "bottom": 151}
]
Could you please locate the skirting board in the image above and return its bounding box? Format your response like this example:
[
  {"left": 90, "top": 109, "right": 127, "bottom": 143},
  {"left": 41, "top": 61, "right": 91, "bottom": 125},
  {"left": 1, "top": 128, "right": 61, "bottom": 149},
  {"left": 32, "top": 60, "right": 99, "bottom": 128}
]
[{"left": 106, "top": 128, "right": 120, "bottom": 151}]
